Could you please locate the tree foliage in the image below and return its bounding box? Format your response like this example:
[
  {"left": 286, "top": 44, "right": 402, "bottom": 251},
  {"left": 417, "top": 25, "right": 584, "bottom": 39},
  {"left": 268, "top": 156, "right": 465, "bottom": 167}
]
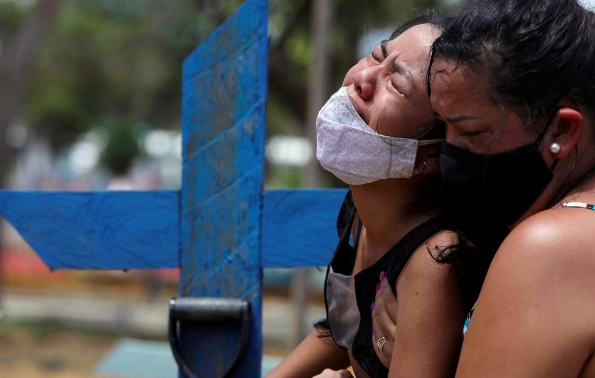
[{"left": 1, "top": 0, "right": 467, "bottom": 179}]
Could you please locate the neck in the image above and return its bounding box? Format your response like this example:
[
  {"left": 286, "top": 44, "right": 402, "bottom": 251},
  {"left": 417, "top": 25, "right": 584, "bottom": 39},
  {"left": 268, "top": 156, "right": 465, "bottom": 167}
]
[
  {"left": 511, "top": 136, "right": 595, "bottom": 229},
  {"left": 350, "top": 175, "right": 441, "bottom": 257}
]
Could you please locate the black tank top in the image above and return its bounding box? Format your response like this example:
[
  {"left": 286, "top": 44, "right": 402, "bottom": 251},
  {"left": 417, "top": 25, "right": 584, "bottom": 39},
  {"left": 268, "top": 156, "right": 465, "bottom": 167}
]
[{"left": 324, "top": 191, "right": 458, "bottom": 378}]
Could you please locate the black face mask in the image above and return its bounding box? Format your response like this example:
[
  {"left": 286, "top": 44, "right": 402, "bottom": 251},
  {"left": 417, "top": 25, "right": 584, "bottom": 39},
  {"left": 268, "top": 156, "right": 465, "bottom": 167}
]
[{"left": 439, "top": 141, "right": 555, "bottom": 254}]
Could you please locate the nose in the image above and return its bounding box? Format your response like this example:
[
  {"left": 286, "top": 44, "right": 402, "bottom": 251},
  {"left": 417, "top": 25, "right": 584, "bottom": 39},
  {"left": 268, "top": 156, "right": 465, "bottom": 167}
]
[{"left": 352, "top": 65, "right": 380, "bottom": 101}]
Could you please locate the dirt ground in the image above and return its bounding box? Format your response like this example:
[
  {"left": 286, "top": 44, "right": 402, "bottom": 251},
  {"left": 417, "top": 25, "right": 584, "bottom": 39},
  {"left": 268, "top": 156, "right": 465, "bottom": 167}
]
[
  {"left": 0, "top": 318, "right": 129, "bottom": 378},
  {"left": 0, "top": 254, "right": 176, "bottom": 377},
  {"left": 0, "top": 318, "right": 293, "bottom": 378},
  {"left": 0, "top": 248, "right": 297, "bottom": 377}
]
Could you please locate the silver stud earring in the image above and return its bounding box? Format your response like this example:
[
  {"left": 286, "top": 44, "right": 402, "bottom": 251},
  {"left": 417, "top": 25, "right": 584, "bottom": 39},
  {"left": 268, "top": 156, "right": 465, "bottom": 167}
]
[
  {"left": 422, "top": 161, "right": 427, "bottom": 171},
  {"left": 549, "top": 142, "right": 561, "bottom": 154}
]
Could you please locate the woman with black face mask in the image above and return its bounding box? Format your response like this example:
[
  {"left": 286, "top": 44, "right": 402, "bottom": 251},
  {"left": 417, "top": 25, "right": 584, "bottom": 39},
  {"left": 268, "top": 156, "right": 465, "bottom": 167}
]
[{"left": 373, "top": 0, "right": 595, "bottom": 376}]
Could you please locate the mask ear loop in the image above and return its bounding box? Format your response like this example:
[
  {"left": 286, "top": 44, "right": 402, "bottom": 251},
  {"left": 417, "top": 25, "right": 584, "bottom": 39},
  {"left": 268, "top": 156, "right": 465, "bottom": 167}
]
[{"left": 549, "top": 159, "right": 560, "bottom": 172}]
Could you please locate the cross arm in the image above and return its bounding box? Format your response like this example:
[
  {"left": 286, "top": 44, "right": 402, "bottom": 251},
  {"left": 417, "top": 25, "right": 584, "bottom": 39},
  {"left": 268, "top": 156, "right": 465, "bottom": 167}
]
[
  {"left": 0, "top": 190, "right": 180, "bottom": 270},
  {"left": 0, "top": 188, "right": 346, "bottom": 271}
]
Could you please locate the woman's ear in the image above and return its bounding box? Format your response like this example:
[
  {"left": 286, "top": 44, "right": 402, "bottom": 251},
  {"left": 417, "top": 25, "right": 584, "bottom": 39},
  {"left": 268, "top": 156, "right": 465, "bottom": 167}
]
[
  {"left": 413, "top": 142, "right": 442, "bottom": 175},
  {"left": 546, "top": 107, "right": 583, "bottom": 160}
]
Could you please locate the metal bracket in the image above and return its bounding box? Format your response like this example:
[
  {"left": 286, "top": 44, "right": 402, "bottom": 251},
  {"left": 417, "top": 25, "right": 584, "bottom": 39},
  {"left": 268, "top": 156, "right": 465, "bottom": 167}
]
[{"left": 168, "top": 297, "right": 251, "bottom": 378}]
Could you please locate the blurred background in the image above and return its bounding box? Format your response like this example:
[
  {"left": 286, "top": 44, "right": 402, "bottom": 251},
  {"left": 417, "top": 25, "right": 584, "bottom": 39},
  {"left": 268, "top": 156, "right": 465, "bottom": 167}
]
[{"left": 0, "top": 0, "right": 475, "bottom": 376}]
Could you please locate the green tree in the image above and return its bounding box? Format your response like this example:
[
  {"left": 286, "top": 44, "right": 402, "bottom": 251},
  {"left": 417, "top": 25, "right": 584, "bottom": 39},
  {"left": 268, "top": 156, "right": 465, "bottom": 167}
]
[{"left": 4, "top": 0, "right": 468, "bottom": 181}]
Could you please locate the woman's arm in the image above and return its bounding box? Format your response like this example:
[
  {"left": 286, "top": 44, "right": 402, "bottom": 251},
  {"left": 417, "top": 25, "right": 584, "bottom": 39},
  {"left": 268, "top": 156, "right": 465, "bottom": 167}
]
[
  {"left": 266, "top": 329, "right": 351, "bottom": 378},
  {"left": 382, "top": 230, "right": 467, "bottom": 378},
  {"left": 455, "top": 211, "right": 595, "bottom": 378}
]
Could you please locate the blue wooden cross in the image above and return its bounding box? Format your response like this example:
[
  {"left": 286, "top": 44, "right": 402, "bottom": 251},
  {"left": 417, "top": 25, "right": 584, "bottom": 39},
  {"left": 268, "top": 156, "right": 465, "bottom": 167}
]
[{"left": 0, "top": 0, "right": 347, "bottom": 376}]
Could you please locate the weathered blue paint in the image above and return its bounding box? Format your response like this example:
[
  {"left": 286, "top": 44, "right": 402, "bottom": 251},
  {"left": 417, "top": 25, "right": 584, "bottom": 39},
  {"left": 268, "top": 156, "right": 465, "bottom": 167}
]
[
  {"left": 262, "top": 189, "right": 347, "bottom": 268},
  {"left": 179, "top": 0, "right": 268, "bottom": 376},
  {"left": 0, "top": 188, "right": 346, "bottom": 271},
  {"left": 0, "top": 190, "right": 179, "bottom": 270},
  {"left": 0, "top": 0, "right": 347, "bottom": 376}
]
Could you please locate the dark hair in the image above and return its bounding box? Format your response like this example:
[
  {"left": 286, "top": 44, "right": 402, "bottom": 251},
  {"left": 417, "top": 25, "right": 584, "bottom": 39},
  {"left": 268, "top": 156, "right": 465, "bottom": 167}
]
[
  {"left": 429, "top": 0, "right": 595, "bottom": 201},
  {"left": 389, "top": 11, "right": 447, "bottom": 41},
  {"left": 430, "top": 231, "right": 491, "bottom": 311}
]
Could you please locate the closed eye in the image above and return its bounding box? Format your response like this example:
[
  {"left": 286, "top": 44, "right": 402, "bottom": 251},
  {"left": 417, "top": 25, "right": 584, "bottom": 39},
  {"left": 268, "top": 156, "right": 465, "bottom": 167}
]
[
  {"left": 434, "top": 113, "right": 483, "bottom": 138},
  {"left": 459, "top": 131, "right": 481, "bottom": 137},
  {"left": 371, "top": 51, "right": 382, "bottom": 63},
  {"left": 390, "top": 75, "right": 404, "bottom": 96}
]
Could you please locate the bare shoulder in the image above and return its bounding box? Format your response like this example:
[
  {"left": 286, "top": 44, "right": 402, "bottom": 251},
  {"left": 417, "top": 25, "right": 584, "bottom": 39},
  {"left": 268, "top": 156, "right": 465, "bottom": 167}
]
[
  {"left": 494, "top": 207, "right": 595, "bottom": 279},
  {"left": 406, "top": 229, "right": 459, "bottom": 272},
  {"left": 456, "top": 208, "right": 595, "bottom": 377},
  {"left": 486, "top": 207, "right": 595, "bottom": 322},
  {"left": 397, "top": 230, "right": 460, "bottom": 291}
]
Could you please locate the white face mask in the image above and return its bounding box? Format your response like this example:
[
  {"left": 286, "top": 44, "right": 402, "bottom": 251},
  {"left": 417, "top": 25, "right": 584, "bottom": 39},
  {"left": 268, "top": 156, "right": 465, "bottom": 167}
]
[{"left": 316, "top": 87, "right": 442, "bottom": 186}]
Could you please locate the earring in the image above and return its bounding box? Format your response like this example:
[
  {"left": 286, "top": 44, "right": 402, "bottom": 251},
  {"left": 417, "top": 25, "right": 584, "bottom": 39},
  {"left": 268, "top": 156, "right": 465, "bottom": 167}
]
[
  {"left": 549, "top": 142, "right": 561, "bottom": 154},
  {"left": 422, "top": 161, "right": 427, "bottom": 171}
]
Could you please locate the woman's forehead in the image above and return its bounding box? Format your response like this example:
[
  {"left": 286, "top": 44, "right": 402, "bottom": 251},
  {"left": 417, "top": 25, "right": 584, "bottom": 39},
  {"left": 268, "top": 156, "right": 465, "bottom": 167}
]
[
  {"left": 383, "top": 25, "right": 438, "bottom": 88},
  {"left": 430, "top": 61, "right": 491, "bottom": 102},
  {"left": 430, "top": 62, "right": 498, "bottom": 121}
]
